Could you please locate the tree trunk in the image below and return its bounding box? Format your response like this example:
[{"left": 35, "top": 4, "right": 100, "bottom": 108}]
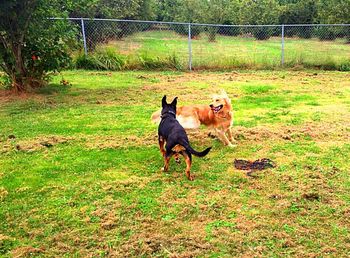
[{"left": 11, "top": 42, "right": 28, "bottom": 93}]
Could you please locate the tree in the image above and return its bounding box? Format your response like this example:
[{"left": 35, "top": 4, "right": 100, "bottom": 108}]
[
  {"left": 317, "top": 0, "right": 350, "bottom": 41},
  {"left": 159, "top": 0, "right": 206, "bottom": 38},
  {"left": 317, "top": 0, "right": 350, "bottom": 24},
  {"left": 0, "top": 0, "right": 77, "bottom": 92},
  {"left": 217, "top": 0, "right": 241, "bottom": 36},
  {"left": 204, "top": 0, "right": 240, "bottom": 41},
  {"left": 279, "top": 0, "right": 317, "bottom": 38},
  {"left": 239, "top": 0, "right": 280, "bottom": 40},
  {"left": 155, "top": 0, "right": 182, "bottom": 22},
  {"left": 70, "top": 0, "right": 156, "bottom": 20}
]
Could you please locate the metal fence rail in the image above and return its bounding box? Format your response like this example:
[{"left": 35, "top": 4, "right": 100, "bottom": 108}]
[{"left": 53, "top": 18, "right": 350, "bottom": 70}]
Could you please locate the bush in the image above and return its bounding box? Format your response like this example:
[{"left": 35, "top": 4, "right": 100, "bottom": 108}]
[
  {"left": 75, "top": 48, "right": 182, "bottom": 71},
  {"left": 339, "top": 62, "right": 350, "bottom": 71},
  {"left": 252, "top": 27, "right": 272, "bottom": 40},
  {"left": 315, "top": 26, "right": 345, "bottom": 41},
  {"left": 138, "top": 53, "right": 182, "bottom": 70},
  {"left": 0, "top": 1, "right": 77, "bottom": 92},
  {"left": 75, "top": 48, "right": 125, "bottom": 71},
  {"left": 218, "top": 26, "right": 241, "bottom": 36}
]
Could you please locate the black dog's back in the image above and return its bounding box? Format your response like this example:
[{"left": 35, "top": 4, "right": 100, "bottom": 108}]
[{"left": 157, "top": 95, "right": 211, "bottom": 180}]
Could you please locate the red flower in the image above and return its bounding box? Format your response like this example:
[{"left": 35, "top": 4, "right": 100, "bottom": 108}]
[{"left": 32, "top": 55, "right": 37, "bottom": 61}]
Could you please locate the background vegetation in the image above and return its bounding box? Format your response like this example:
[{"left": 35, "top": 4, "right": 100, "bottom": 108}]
[
  {"left": 69, "top": 0, "right": 350, "bottom": 26},
  {"left": 1, "top": 0, "right": 349, "bottom": 92}
]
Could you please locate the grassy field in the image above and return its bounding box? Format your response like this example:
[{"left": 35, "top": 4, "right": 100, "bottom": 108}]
[
  {"left": 1, "top": 70, "right": 350, "bottom": 257},
  {"left": 98, "top": 30, "right": 350, "bottom": 70}
]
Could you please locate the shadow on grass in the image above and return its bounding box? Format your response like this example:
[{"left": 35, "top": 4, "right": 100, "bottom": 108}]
[{"left": 34, "top": 83, "right": 71, "bottom": 95}]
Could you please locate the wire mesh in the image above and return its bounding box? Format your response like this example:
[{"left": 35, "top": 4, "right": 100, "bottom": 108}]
[{"left": 61, "top": 18, "right": 350, "bottom": 70}]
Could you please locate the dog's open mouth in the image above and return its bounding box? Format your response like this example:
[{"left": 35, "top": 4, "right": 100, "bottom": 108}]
[{"left": 211, "top": 104, "right": 223, "bottom": 113}]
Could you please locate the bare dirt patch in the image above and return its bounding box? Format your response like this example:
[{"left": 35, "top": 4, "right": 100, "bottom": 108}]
[
  {"left": 117, "top": 231, "right": 211, "bottom": 257},
  {"left": 0, "top": 187, "right": 9, "bottom": 201},
  {"left": 1, "top": 135, "right": 73, "bottom": 153},
  {"left": 85, "top": 133, "right": 157, "bottom": 149},
  {"left": 0, "top": 90, "right": 46, "bottom": 103},
  {"left": 233, "top": 121, "right": 350, "bottom": 142},
  {"left": 11, "top": 246, "right": 44, "bottom": 258},
  {"left": 0, "top": 234, "right": 12, "bottom": 241}
]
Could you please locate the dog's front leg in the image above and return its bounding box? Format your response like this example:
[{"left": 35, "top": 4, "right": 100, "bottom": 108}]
[
  {"left": 226, "top": 127, "right": 236, "bottom": 145},
  {"left": 216, "top": 128, "right": 235, "bottom": 148}
]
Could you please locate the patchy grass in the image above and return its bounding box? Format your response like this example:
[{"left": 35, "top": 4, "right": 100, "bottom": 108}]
[{"left": 0, "top": 70, "right": 350, "bottom": 257}]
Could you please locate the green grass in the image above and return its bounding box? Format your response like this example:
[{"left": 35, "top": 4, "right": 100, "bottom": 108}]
[
  {"left": 83, "top": 30, "right": 350, "bottom": 70},
  {"left": 1, "top": 70, "right": 350, "bottom": 256}
]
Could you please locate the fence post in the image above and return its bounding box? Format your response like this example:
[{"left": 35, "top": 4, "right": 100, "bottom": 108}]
[
  {"left": 281, "top": 24, "right": 285, "bottom": 66},
  {"left": 188, "top": 23, "right": 192, "bottom": 71},
  {"left": 81, "top": 18, "right": 87, "bottom": 55}
]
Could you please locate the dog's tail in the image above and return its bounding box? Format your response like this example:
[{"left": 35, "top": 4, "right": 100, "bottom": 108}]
[
  {"left": 151, "top": 109, "right": 161, "bottom": 124},
  {"left": 185, "top": 144, "right": 212, "bottom": 157}
]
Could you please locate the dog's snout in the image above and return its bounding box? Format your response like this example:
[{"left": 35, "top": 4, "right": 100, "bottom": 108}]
[{"left": 209, "top": 104, "right": 214, "bottom": 108}]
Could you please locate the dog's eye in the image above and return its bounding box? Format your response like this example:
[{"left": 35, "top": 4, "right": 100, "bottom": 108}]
[{"left": 215, "top": 99, "right": 219, "bottom": 102}]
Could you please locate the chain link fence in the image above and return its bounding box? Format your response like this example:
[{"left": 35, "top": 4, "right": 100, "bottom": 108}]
[{"left": 57, "top": 18, "right": 350, "bottom": 71}]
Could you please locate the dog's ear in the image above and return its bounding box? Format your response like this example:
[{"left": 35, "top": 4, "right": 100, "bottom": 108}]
[
  {"left": 162, "top": 95, "right": 167, "bottom": 107},
  {"left": 171, "top": 97, "right": 178, "bottom": 107}
]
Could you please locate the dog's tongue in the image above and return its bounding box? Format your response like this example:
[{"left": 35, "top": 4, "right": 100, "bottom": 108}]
[{"left": 212, "top": 106, "right": 220, "bottom": 113}]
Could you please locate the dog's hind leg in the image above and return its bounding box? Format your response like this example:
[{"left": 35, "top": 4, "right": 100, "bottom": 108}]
[
  {"left": 158, "top": 136, "right": 166, "bottom": 157},
  {"left": 182, "top": 151, "right": 193, "bottom": 180},
  {"left": 162, "top": 150, "right": 173, "bottom": 172}
]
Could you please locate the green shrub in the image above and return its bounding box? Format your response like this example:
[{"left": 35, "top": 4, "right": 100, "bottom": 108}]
[
  {"left": 75, "top": 54, "right": 98, "bottom": 70},
  {"left": 218, "top": 25, "right": 241, "bottom": 36},
  {"left": 138, "top": 53, "right": 182, "bottom": 70},
  {"left": 339, "top": 62, "right": 350, "bottom": 71},
  {"left": 316, "top": 27, "right": 337, "bottom": 41},
  {"left": 75, "top": 49, "right": 125, "bottom": 71}
]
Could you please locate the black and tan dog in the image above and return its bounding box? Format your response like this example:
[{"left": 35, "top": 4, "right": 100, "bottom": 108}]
[{"left": 158, "top": 95, "right": 212, "bottom": 180}]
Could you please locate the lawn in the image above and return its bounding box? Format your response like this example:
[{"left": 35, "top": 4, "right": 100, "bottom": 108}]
[
  {"left": 101, "top": 30, "right": 350, "bottom": 69},
  {"left": 1, "top": 70, "right": 350, "bottom": 257}
]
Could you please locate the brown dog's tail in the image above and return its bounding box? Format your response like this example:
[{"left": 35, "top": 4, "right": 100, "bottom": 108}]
[
  {"left": 186, "top": 145, "right": 212, "bottom": 157},
  {"left": 151, "top": 109, "right": 161, "bottom": 124}
]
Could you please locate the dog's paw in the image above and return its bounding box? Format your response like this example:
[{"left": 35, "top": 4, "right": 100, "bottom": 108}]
[
  {"left": 227, "top": 143, "right": 237, "bottom": 148},
  {"left": 187, "top": 175, "right": 195, "bottom": 181}
]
